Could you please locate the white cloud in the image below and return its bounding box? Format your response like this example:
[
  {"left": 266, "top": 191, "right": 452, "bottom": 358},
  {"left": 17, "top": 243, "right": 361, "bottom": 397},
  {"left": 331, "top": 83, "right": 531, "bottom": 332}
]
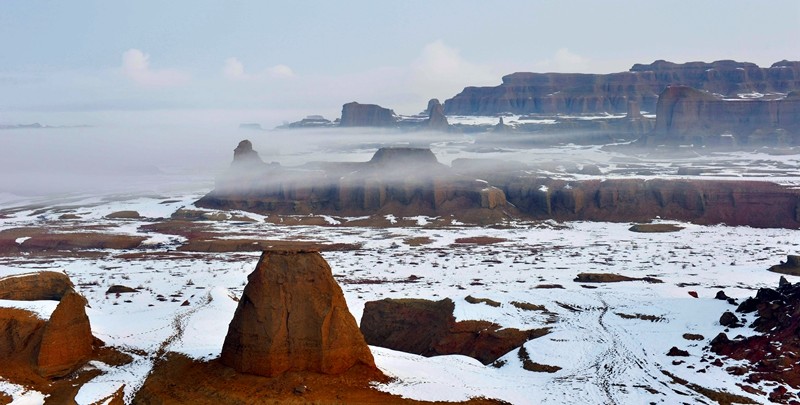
[
  {"left": 266, "top": 64, "right": 294, "bottom": 79},
  {"left": 408, "top": 40, "right": 498, "bottom": 100},
  {"left": 535, "top": 48, "right": 591, "bottom": 73},
  {"left": 223, "top": 57, "right": 246, "bottom": 80},
  {"left": 121, "top": 49, "right": 189, "bottom": 87},
  {"left": 222, "top": 58, "right": 294, "bottom": 81}
]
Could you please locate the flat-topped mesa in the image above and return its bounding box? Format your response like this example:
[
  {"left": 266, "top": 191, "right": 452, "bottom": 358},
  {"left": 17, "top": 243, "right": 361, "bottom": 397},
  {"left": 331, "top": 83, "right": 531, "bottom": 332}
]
[
  {"left": 340, "top": 102, "right": 397, "bottom": 127},
  {"left": 642, "top": 85, "right": 800, "bottom": 146},
  {"left": 368, "top": 147, "right": 441, "bottom": 167},
  {"left": 220, "top": 250, "right": 379, "bottom": 377},
  {"left": 444, "top": 59, "right": 800, "bottom": 116},
  {"left": 197, "top": 142, "right": 512, "bottom": 220}
]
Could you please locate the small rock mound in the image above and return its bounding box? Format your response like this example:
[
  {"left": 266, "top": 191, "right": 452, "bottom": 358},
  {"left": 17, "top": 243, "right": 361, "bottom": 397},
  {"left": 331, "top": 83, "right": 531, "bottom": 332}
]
[
  {"left": 220, "top": 250, "right": 378, "bottom": 377},
  {"left": 360, "top": 298, "right": 548, "bottom": 365},
  {"left": 768, "top": 254, "right": 800, "bottom": 276}
]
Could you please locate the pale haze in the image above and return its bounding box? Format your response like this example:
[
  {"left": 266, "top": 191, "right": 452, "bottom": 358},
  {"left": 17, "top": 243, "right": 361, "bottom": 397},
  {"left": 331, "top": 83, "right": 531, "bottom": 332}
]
[{"left": 1, "top": 0, "right": 798, "bottom": 128}]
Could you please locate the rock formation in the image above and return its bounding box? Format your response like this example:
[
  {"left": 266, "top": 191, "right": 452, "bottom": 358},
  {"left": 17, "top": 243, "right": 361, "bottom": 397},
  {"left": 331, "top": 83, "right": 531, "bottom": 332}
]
[
  {"left": 768, "top": 255, "right": 800, "bottom": 276},
  {"left": 220, "top": 250, "right": 378, "bottom": 377},
  {"left": 444, "top": 60, "right": 800, "bottom": 116},
  {"left": 360, "top": 298, "right": 547, "bottom": 364},
  {"left": 339, "top": 102, "right": 397, "bottom": 127},
  {"left": 0, "top": 272, "right": 94, "bottom": 380},
  {"left": 232, "top": 139, "right": 264, "bottom": 167},
  {"left": 35, "top": 290, "right": 93, "bottom": 378},
  {"left": 711, "top": 279, "right": 800, "bottom": 392},
  {"left": 425, "top": 98, "right": 449, "bottom": 130},
  {"left": 0, "top": 271, "right": 74, "bottom": 301},
  {"left": 200, "top": 141, "right": 800, "bottom": 229},
  {"left": 642, "top": 85, "right": 800, "bottom": 146},
  {"left": 197, "top": 143, "right": 513, "bottom": 223}
]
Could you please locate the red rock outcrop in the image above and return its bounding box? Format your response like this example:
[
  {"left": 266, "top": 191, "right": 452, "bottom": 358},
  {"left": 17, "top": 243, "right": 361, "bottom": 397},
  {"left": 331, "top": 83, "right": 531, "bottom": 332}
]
[
  {"left": 0, "top": 271, "right": 73, "bottom": 301},
  {"left": 220, "top": 250, "right": 378, "bottom": 377},
  {"left": 35, "top": 290, "right": 94, "bottom": 378},
  {"left": 0, "top": 272, "right": 94, "bottom": 380},
  {"left": 711, "top": 279, "right": 800, "bottom": 398},
  {"left": 444, "top": 60, "right": 800, "bottom": 116},
  {"left": 197, "top": 145, "right": 513, "bottom": 223},
  {"left": 502, "top": 178, "right": 800, "bottom": 229},
  {"left": 232, "top": 139, "right": 264, "bottom": 167},
  {"left": 644, "top": 85, "right": 800, "bottom": 145},
  {"left": 360, "top": 298, "right": 547, "bottom": 365},
  {"left": 340, "top": 102, "right": 397, "bottom": 127}
]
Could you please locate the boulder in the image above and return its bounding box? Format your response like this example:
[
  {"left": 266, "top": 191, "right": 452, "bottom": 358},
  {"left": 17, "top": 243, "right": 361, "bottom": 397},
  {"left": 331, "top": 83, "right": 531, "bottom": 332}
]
[
  {"left": 339, "top": 102, "right": 396, "bottom": 127},
  {"left": 220, "top": 250, "right": 377, "bottom": 377},
  {"left": 0, "top": 271, "right": 74, "bottom": 301},
  {"left": 360, "top": 298, "right": 547, "bottom": 365}
]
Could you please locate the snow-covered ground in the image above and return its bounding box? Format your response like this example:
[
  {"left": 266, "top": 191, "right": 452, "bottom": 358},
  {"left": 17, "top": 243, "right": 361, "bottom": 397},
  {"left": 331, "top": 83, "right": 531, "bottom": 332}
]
[{"left": 1, "top": 190, "right": 798, "bottom": 404}]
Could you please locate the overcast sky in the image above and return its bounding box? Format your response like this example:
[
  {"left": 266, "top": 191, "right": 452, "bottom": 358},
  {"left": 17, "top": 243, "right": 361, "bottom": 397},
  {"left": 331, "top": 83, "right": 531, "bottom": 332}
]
[{"left": 1, "top": 0, "right": 798, "bottom": 127}]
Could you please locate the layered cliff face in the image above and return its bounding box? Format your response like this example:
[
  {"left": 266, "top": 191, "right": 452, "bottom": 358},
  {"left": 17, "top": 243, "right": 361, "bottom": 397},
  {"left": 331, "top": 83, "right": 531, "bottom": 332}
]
[
  {"left": 502, "top": 177, "right": 800, "bottom": 228},
  {"left": 339, "top": 102, "right": 397, "bottom": 127},
  {"left": 197, "top": 143, "right": 512, "bottom": 222},
  {"left": 444, "top": 60, "right": 800, "bottom": 115},
  {"left": 644, "top": 85, "right": 800, "bottom": 145},
  {"left": 220, "top": 250, "right": 378, "bottom": 377},
  {"left": 200, "top": 141, "right": 800, "bottom": 229}
]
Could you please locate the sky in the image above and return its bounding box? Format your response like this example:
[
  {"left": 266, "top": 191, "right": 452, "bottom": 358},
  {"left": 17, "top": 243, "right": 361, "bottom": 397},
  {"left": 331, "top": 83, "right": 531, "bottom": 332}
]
[{"left": 1, "top": 0, "right": 799, "bottom": 128}]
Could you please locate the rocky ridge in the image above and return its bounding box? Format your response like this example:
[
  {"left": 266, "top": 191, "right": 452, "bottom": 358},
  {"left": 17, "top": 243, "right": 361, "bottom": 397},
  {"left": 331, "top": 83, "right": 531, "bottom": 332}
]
[
  {"left": 444, "top": 60, "right": 800, "bottom": 116},
  {"left": 199, "top": 141, "right": 800, "bottom": 229}
]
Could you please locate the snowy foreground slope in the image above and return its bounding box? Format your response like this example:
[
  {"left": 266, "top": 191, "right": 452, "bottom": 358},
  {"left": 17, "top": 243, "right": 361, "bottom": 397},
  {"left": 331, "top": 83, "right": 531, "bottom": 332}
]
[{"left": 0, "top": 192, "right": 797, "bottom": 404}]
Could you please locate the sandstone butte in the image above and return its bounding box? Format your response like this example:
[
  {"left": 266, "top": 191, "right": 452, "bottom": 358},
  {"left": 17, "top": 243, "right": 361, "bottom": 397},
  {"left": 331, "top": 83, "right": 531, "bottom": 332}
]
[{"left": 220, "top": 250, "right": 379, "bottom": 377}]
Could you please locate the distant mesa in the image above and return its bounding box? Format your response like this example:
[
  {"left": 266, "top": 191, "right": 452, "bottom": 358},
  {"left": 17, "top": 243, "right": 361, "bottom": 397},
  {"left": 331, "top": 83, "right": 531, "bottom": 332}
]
[
  {"left": 444, "top": 59, "right": 800, "bottom": 116},
  {"left": 198, "top": 140, "right": 800, "bottom": 228},
  {"left": 198, "top": 141, "right": 513, "bottom": 223},
  {"left": 278, "top": 115, "right": 336, "bottom": 129},
  {"left": 637, "top": 84, "right": 800, "bottom": 146},
  {"left": 339, "top": 101, "right": 397, "bottom": 127},
  {"left": 238, "top": 123, "right": 264, "bottom": 131},
  {"left": 220, "top": 250, "right": 379, "bottom": 377}
]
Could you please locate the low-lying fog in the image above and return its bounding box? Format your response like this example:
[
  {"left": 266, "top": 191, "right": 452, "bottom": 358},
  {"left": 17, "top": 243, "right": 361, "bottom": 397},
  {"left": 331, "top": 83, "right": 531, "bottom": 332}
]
[{"left": 3, "top": 121, "right": 799, "bottom": 198}]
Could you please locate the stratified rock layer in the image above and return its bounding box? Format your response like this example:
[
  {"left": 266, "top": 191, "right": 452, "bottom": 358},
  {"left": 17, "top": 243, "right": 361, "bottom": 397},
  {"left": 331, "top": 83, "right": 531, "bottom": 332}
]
[
  {"left": 0, "top": 271, "right": 73, "bottom": 301},
  {"left": 340, "top": 102, "right": 397, "bottom": 127},
  {"left": 220, "top": 250, "right": 377, "bottom": 377},
  {"left": 444, "top": 60, "right": 800, "bottom": 116},
  {"left": 644, "top": 85, "right": 800, "bottom": 145}
]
